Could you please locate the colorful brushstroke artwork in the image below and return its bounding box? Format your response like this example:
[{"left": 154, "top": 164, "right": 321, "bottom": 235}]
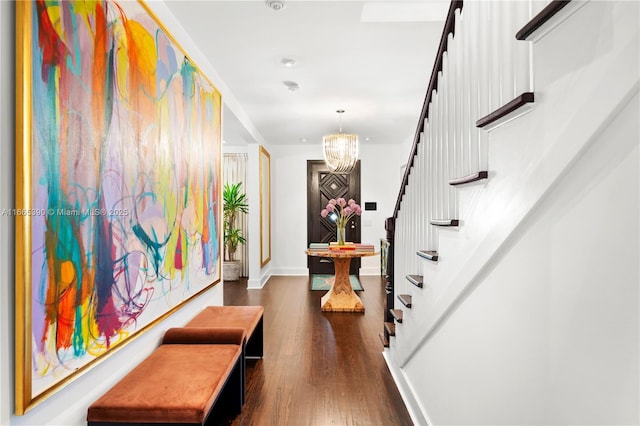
[{"left": 16, "top": 0, "right": 221, "bottom": 411}]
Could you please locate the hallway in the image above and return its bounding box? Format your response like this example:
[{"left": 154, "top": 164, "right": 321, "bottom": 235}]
[{"left": 222, "top": 275, "right": 413, "bottom": 425}]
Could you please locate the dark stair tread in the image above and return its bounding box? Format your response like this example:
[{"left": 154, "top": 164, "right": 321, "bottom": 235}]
[
  {"left": 516, "top": 0, "right": 574, "bottom": 40},
  {"left": 390, "top": 309, "right": 403, "bottom": 323},
  {"left": 379, "top": 332, "right": 389, "bottom": 348},
  {"left": 397, "top": 294, "right": 412, "bottom": 308},
  {"left": 384, "top": 322, "right": 396, "bottom": 337},
  {"left": 406, "top": 274, "right": 424, "bottom": 288},
  {"left": 449, "top": 171, "right": 489, "bottom": 186},
  {"left": 430, "top": 219, "right": 459, "bottom": 227},
  {"left": 417, "top": 250, "right": 439, "bottom": 262},
  {"left": 476, "top": 92, "right": 535, "bottom": 129}
]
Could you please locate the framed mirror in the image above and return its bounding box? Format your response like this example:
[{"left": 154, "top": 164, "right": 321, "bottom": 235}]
[{"left": 259, "top": 146, "right": 271, "bottom": 267}]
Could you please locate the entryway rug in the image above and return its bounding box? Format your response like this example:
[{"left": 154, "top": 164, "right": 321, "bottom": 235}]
[{"left": 311, "top": 274, "right": 363, "bottom": 291}]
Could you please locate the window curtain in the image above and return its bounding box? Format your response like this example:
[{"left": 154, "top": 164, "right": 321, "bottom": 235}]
[{"left": 223, "top": 153, "right": 249, "bottom": 277}]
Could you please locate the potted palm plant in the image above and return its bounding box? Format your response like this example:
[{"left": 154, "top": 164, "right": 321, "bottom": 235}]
[{"left": 223, "top": 182, "right": 248, "bottom": 281}]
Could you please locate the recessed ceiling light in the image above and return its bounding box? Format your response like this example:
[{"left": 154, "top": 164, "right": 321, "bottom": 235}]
[
  {"left": 265, "top": 0, "right": 286, "bottom": 11},
  {"left": 281, "top": 58, "right": 296, "bottom": 68},
  {"left": 283, "top": 81, "right": 300, "bottom": 91},
  {"left": 222, "top": 140, "right": 227, "bottom": 144},
  {"left": 365, "top": 137, "right": 370, "bottom": 141},
  {"left": 301, "top": 138, "right": 307, "bottom": 142}
]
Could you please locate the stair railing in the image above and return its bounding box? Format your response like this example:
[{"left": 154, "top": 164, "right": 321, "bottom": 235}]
[{"left": 384, "top": 0, "right": 564, "bottom": 359}]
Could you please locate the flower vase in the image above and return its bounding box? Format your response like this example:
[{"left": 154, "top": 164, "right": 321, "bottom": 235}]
[{"left": 336, "top": 226, "right": 346, "bottom": 246}]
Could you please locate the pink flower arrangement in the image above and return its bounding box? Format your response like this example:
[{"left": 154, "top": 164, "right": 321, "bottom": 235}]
[{"left": 320, "top": 198, "right": 362, "bottom": 229}]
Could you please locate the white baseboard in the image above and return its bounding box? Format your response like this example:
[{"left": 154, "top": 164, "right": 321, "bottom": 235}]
[
  {"left": 382, "top": 351, "right": 430, "bottom": 426},
  {"left": 246, "top": 279, "right": 264, "bottom": 289},
  {"left": 247, "top": 270, "right": 271, "bottom": 289}
]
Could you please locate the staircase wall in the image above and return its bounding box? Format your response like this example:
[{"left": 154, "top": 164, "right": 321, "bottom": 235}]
[{"left": 387, "top": 1, "right": 639, "bottom": 424}]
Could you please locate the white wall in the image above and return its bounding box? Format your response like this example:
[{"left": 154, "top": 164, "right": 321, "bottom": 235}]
[
  {"left": 0, "top": 2, "right": 224, "bottom": 424},
  {"left": 268, "top": 142, "right": 408, "bottom": 276},
  {"left": 0, "top": 2, "right": 12, "bottom": 424},
  {"left": 224, "top": 141, "right": 409, "bottom": 282},
  {"left": 386, "top": 1, "right": 639, "bottom": 424},
  {"left": 409, "top": 91, "right": 639, "bottom": 426}
]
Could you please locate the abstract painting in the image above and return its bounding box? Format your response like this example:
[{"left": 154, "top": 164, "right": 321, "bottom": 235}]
[{"left": 15, "top": 0, "right": 222, "bottom": 413}]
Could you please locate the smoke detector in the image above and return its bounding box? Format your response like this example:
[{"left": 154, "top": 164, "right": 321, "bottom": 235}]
[{"left": 265, "top": 0, "right": 286, "bottom": 11}]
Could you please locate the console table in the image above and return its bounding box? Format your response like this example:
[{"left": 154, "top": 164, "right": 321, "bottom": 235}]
[{"left": 306, "top": 249, "right": 378, "bottom": 313}]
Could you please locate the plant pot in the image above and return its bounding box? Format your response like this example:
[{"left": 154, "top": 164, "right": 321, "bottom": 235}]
[{"left": 223, "top": 260, "right": 242, "bottom": 281}]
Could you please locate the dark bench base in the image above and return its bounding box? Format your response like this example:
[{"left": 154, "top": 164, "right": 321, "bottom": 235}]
[{"left": 245, "top": 314, "right": 263, "bottom": 359}]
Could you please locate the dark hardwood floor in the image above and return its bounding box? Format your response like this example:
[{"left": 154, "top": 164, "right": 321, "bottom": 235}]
[{"left": 220, "top": 275, "right": 413, "bottom": 426}]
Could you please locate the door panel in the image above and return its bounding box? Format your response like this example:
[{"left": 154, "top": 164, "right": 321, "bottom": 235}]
[{"left": 307, "top": 160, "right": 361, "bottom": 275}]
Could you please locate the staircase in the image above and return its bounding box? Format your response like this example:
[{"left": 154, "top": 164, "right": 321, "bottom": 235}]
[{"left": 381, "top": 1, "right": 639, "bottom": 424}]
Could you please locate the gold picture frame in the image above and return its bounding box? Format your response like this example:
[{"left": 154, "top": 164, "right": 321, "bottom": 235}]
[
  {"left": 15, "top": 0, "right": 222, "bottom": 414},
  {"left": 259, "top": 146, "right": 271, "bottom": 267}
]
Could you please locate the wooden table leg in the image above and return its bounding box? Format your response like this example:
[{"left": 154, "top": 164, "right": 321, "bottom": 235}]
[{"left": 320, "top": 257, "right": 365, "bottom": 313}]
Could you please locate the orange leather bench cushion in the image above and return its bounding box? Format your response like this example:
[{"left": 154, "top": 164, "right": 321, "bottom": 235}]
[
  {"left": 87, "top": 344, "right": 241, "bottom": 424},
  {"left": 162, "top": 326, "right": 246, "bottom": 345},
  {"left": 185, "top": 306, "right": 264, "bottom": 336}
]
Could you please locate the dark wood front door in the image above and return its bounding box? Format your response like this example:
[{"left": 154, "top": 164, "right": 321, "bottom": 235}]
[{"left": 307, "top": 160, "right": 361, "bottom": 275}]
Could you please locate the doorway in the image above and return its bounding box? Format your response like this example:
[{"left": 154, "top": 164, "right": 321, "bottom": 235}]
[
  {"left": 223, "top": 153, "right": 249, "bottom": 277},
  {"left": 306, "top": 160, "right": 361, "bottom": 275}
]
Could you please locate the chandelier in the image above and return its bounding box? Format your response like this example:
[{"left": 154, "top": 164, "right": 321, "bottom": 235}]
[{"left": 323, "top": 109, "right": 359, "bottom": 173}]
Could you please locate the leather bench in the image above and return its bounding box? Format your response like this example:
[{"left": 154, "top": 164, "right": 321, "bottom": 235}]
[
  {"left": 87, "top": 327, "right": 246, "bottom": 425},
  {"left": 184, "top": 306, "right": 264, "bottom": 406},
  {"left": 185, "top": 306, "right": 264, "bottom": 359}
]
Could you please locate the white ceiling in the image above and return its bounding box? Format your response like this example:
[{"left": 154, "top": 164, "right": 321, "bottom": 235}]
[{"left": 163, "top": 1, "right": 448, "bottom": 147}]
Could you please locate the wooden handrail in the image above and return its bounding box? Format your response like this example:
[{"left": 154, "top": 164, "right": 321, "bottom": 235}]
[{"left": 393, "top": 0, "right": 464, "bottom": 219}]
